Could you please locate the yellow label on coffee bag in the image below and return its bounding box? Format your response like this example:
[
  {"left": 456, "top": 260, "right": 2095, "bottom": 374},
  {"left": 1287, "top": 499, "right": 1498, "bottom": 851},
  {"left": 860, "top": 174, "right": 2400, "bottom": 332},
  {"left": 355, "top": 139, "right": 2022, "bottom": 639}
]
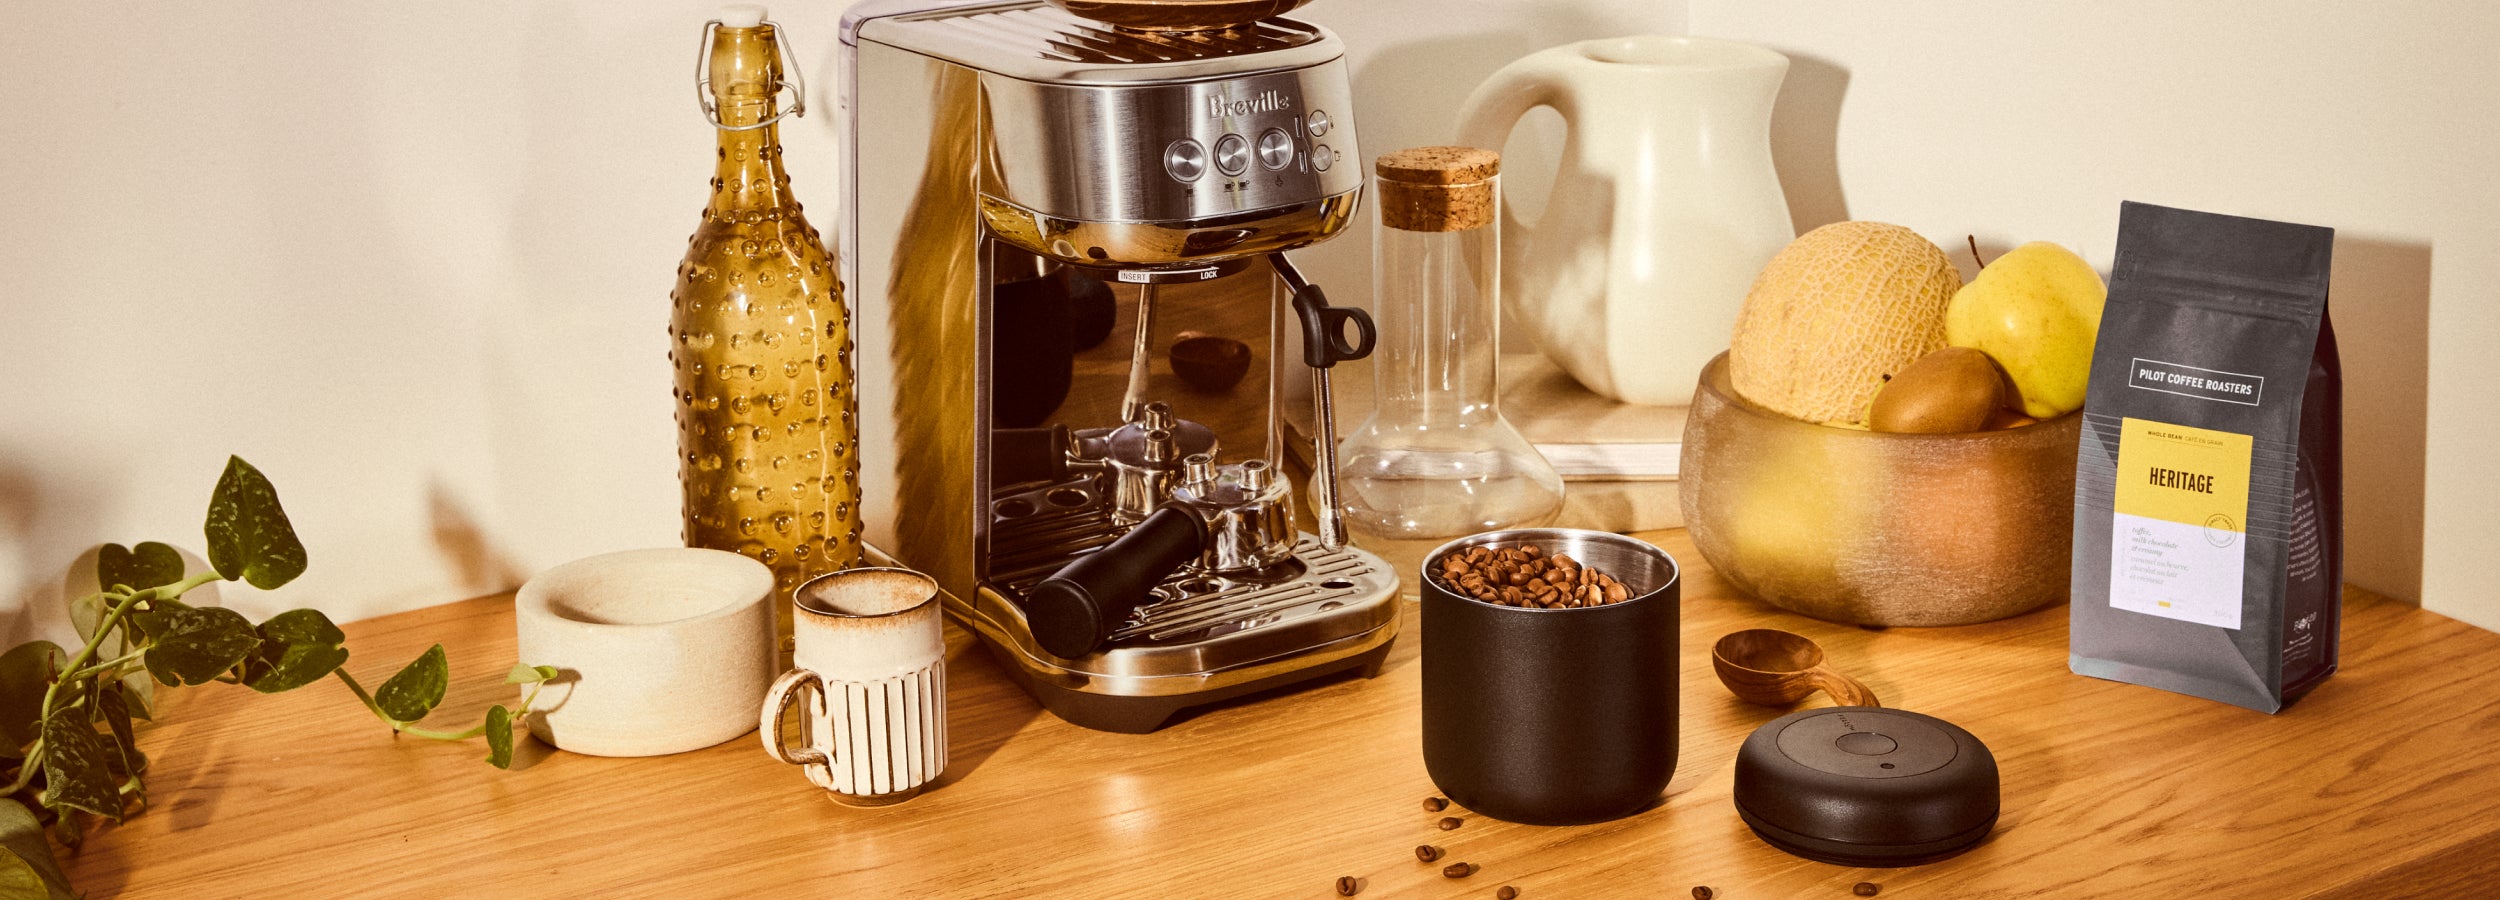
[
  {"left": 2113, "top": 418, "right": 2253, "bottom": 532},
  {"left": 2109, "top": 417, "right": 2253, "bottom": 629}
]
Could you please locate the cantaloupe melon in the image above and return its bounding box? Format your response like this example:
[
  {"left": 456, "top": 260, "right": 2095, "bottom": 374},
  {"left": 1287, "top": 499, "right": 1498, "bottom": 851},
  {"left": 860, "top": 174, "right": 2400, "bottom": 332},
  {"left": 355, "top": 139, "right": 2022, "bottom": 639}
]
[{"left": 1728, "top": 222, "right": 1961, "bottom": 426}]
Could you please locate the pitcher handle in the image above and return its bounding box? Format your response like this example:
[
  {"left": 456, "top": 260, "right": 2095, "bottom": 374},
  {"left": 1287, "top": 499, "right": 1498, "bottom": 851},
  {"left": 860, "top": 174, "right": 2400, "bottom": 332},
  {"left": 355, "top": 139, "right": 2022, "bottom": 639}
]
[{"left": 1453, "top": 48, "right": 1579, "bottom": 243}]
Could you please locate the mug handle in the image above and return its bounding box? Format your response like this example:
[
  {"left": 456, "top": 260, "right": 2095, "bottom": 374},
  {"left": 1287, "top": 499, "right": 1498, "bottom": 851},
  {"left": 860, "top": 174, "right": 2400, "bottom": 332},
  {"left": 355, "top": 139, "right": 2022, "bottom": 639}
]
[{"left": 760, "top": 668, "right": 827, "bottom": 767}]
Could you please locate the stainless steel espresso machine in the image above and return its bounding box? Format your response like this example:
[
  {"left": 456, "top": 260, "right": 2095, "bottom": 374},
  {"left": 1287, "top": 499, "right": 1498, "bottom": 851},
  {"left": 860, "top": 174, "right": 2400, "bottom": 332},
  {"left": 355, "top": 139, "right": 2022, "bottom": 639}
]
[{"left": 839, "top": 0, "right": 1398, "bottom": 732}]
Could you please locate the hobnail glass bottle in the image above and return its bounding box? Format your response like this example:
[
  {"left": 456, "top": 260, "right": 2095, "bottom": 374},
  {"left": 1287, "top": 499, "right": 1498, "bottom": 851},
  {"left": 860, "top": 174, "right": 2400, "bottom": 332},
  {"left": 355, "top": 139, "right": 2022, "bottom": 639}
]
[
  {"left": 1338, "top": 147, "right": 1564, "bottom": 580},
  {"left": 671, "top": 10, "right": 861, "bottom": 652}
]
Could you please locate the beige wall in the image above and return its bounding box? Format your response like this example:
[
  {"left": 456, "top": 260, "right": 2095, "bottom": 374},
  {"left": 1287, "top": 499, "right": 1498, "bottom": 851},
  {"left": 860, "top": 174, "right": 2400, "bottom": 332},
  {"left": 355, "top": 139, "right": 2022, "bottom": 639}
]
[
  {"left": 3, "top": 1, "right": 2484, "bottom": 637},
  {"left": 1689, "top": 0, "right": 2492, "bottom": 630},
  {"left": 0, "top": 1, "right": 1682, "bottom": 640}
]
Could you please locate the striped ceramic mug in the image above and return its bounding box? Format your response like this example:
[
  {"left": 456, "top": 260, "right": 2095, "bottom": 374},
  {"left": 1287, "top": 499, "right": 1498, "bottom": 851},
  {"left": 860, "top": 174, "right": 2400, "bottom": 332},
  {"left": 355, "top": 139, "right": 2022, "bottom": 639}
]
[{"left": 761, "top": 567, "right": 948, "bottom": 805}]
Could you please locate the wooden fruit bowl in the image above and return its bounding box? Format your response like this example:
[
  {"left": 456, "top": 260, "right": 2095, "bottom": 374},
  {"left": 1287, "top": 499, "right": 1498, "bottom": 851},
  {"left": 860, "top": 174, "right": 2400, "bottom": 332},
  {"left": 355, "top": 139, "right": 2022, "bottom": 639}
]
[{"left": 1678, "top": 353, "right": 2080, "bottom": 627}]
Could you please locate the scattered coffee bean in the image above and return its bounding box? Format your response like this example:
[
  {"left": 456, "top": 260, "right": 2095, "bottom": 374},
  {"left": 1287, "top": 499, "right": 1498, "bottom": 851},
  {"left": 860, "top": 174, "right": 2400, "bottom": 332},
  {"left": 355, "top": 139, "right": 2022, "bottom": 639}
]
[
  {"left": 1423, "top": 796, "right": 1449, "bottom": 812},
  {"left": 1691, "top": 888, "right": 1714, "bottom": 900},
  {"left": 1438, "top": 816, "right": 1464, "bottom": 830},
  {"left": 1442, "top": 862, "right": 1477, "bottom": 879},
  {"left": 1497, "top": 887, "right": 1519, "bottom": 900},
  {"left": 1435, "top": 545, "right": 1635, "bottom": 608},
  {"left": 1853, "top": 882, "right": 1881, "bottom": 897},
  {"left": 1334, "top": 875, "right": 1360, "bottom": 896},
  {"left": 1415, "top": 844, "right": 1444, "bottom": 863}
]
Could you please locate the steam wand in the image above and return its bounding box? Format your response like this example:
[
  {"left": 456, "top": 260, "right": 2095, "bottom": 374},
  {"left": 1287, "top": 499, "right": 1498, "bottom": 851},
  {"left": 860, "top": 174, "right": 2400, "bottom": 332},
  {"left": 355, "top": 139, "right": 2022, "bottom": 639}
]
[{"left": 1271, "top": 254, "right": 1376, "bottom": 550}]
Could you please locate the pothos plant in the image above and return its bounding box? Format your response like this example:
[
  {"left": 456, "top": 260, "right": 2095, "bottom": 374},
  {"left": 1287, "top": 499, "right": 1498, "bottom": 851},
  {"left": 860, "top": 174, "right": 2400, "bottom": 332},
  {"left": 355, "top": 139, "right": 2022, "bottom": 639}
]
[{"left": 0, "top": 457, "right": 553, "bottom": 899}]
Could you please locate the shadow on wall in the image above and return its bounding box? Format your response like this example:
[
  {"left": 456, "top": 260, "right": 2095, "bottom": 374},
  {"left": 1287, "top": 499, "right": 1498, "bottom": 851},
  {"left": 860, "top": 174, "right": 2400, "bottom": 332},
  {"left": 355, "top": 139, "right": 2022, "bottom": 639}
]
[
  {"left": 2330, "top": 236, "right": 2429, "bottom": 601},
  {"left": 1765, "top": 50, "right": 1850, "bottom": 234},
  {"left": 0, "top": 459, "right": 109, "bottom": 650},
  {"left": 430, "top": 480, "right": 525, "bottom": 599}
]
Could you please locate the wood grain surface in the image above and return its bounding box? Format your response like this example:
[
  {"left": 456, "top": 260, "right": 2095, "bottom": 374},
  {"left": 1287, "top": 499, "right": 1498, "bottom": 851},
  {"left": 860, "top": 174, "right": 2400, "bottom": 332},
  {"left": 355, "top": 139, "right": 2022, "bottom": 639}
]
[{"left": 56, "top": 530, "right": 2500, "bottom": 898}]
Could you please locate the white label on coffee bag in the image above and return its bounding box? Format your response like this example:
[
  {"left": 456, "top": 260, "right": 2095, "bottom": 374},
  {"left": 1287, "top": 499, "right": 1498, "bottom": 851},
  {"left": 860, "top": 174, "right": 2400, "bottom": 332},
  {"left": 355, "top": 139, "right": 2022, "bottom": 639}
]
[
  {"left": 2110, "top": 512, "right": 2244, "bottom": 628},
  {"left": 2109, "top": 417, "right": 2253, "bottom": 629}
]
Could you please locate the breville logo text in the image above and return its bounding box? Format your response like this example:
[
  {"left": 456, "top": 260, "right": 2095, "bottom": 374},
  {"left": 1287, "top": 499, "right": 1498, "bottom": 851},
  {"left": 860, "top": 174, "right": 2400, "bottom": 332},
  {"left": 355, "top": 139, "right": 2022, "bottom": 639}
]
[{"left": 1208, "top": 89, "right": 1292, "bottom": 119}]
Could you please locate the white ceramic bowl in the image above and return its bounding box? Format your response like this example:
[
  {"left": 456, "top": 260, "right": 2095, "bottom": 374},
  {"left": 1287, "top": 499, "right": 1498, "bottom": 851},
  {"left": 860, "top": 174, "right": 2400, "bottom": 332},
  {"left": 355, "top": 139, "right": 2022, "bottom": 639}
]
[{"left": 514, "top": 548, "right": 776, "bottom": 757}]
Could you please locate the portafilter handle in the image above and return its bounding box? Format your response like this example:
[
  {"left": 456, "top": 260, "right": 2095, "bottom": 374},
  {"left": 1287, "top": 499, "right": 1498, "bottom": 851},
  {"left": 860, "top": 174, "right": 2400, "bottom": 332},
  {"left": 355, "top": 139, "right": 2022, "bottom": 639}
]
[
  {"left": 1025, "top": 504, "right": 1207, "bottom": 659},
  {"left": 1271, "top": 254, "right": 1375, "bottom": 550}
]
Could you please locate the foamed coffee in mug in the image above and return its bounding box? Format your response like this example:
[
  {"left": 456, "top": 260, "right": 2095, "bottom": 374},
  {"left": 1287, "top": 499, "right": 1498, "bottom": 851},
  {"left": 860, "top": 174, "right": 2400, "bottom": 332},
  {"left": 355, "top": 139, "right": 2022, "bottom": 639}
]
[{"left": 761, "top": 568, "right": 948, "bottom": 804}]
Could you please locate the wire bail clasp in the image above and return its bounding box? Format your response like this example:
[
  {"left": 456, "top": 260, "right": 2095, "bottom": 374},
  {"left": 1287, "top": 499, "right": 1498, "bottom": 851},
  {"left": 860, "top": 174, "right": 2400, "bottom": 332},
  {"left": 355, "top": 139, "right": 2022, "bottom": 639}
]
[{"left": 696, "top": 18, "right": 808, "bottom": 131}]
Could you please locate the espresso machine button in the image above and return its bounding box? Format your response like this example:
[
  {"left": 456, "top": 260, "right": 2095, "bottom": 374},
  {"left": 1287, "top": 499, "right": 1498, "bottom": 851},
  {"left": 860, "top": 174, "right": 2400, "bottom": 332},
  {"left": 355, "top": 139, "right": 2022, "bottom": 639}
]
[
  {"left": 1307, "top": 109, "right": 1333, "bottom": 137},
  {"left": 1163, "top": 138, "right": 1207, "bottom": 182},
  {"left": 1257, "top": 128, "right": 1294, "bottom": 170},
  {"left": 1213, "top": 133, "right": 1251, "bottom": 176},
  {"left": 1311, "top": 144, "right": 1335, "bottom": 172}
]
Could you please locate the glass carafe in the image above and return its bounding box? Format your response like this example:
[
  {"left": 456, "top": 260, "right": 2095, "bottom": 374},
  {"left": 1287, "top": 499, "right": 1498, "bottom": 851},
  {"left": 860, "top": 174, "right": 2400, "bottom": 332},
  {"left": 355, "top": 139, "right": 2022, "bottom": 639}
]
[{"left": 1337, "top": 147, "right": 1564, "bottom": 581}]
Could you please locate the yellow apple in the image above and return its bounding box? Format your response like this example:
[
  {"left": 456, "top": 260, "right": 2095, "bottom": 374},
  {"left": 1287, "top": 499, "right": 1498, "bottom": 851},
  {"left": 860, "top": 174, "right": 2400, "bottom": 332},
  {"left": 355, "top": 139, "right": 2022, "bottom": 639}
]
[{"left": 1944, "top": 241, "right": 2107, "bottom": 418}]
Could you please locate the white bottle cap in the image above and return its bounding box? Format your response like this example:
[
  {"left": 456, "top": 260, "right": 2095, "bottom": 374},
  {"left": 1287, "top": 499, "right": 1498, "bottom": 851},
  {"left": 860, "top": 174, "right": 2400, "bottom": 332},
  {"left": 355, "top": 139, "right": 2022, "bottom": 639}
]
[{"left": 719, "top": 4, "right": 767, "bottom": 27}]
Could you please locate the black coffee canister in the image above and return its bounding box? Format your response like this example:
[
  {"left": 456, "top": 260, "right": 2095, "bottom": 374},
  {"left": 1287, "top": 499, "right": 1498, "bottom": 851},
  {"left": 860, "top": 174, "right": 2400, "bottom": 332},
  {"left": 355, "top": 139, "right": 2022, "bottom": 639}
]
[{"left": 1421, "top": 528, "right": 1681, "bottom": 825}]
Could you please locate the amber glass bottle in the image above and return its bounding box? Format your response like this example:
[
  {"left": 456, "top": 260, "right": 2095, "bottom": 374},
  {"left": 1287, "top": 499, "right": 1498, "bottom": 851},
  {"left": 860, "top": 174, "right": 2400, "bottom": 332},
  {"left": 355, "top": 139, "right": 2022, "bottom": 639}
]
[{"left": 672, "top": 14, "right": 859, "bottom": 653}]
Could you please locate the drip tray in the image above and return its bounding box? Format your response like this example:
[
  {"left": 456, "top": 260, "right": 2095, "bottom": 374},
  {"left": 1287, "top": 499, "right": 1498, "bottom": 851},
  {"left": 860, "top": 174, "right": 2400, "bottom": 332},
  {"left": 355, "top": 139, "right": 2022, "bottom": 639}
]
[{"left": 947, "top": 536, "right": 1401, "bottom": 732}]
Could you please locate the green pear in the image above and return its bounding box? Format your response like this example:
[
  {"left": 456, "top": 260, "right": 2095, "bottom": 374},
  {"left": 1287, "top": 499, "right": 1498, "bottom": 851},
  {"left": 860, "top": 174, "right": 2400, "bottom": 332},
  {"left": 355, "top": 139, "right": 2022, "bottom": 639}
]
[{"left": 1944, "top": 241, "right": 2106, "bottom": 418}]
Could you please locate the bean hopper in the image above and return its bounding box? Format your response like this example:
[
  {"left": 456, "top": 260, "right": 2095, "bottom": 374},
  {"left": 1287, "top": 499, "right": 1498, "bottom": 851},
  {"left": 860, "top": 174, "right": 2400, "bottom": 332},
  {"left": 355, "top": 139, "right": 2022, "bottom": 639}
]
[{"left": 839, "top": 0, "right": 1398, "bottom": 732}]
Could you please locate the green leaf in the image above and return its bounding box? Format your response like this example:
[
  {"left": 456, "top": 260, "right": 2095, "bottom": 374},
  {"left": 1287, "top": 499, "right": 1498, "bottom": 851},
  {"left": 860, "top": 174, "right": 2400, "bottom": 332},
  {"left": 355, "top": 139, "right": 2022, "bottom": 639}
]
[
  {"left": 0, "top": 850, "right": 51, "bottom": 900},
  {"left": 0, "top": 798, "right": 74, "bottom": 900},
  {"left": 373, "top": 645, "right": 449, "bottom": 724},
  {"left": 0, "top": 643, "right": 64, "bottom": 754},
  {"left": 484, "top": 705, "right": 514, "bottom": 769},
  {"left": 242, "top": 609, "right": 349, "bottom": 694},
  {"left": 132, "top": 599, "right": 259, "bottom": 687},
  {"left": 504, "top": 663, "right": 558, "bottom": 685},
  {"left": 64, "top": 594, "right": 108, "bottom": 647},
  {"left": 96, "top": 686, "right": 144, "bottom": 781},
  {"left": 38, "top": 707, "right": 121, "bottom": 822},
  {"left": 203, "top": 456, "right": 308, "bottom": 590},
  {"left": 95, "top": 541, "right": 184, "bottom": 595}
]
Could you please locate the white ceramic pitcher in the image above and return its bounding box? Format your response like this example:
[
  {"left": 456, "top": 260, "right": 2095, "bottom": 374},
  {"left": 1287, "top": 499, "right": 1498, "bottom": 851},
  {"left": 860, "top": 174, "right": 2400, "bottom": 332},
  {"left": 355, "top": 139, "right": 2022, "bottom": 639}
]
[{"left": 1456, "top": 35, "right": 1794, "bottom": 406}]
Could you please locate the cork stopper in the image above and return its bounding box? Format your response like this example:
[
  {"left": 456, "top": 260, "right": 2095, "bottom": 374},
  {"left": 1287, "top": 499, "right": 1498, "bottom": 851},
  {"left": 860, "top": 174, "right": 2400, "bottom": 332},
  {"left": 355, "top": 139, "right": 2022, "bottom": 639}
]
[{"left": 1375, "top": 146, "right": 1500, "bottom": 232}]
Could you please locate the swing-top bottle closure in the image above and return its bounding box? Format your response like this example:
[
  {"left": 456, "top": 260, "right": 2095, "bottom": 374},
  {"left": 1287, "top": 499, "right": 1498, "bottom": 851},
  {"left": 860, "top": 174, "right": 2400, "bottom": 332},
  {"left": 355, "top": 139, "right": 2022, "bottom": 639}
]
[{"left": 697, "top": 6, "right": 808, "bottom": 132}]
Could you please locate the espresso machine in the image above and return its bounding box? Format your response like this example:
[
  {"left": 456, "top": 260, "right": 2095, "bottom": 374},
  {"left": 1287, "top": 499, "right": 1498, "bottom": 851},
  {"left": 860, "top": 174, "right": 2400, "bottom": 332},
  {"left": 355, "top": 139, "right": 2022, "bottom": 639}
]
[{"left": 839, "top": 0, "right": 1399, "bottom": 732}]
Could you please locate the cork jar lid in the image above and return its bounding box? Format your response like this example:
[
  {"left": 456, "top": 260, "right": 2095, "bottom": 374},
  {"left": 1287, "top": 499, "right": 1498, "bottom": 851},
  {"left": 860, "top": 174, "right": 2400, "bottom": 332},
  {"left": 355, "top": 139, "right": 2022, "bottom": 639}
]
[{"left": 1376, "top": 146, "right": 1499, "bottom": 232}]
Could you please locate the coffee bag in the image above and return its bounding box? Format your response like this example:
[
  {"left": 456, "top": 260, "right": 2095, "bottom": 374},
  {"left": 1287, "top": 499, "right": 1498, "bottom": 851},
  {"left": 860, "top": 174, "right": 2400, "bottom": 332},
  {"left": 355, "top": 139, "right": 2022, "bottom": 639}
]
[{"left": 2069, "top": 201, "right": 2340, "bottom": 713}]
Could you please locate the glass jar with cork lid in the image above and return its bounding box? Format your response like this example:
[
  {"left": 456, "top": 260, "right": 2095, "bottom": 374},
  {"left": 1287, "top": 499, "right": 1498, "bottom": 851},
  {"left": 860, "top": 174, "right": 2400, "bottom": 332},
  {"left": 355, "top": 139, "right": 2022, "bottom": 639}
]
[{"left": 1337, "top": 147, "right": 1565, "bottom": 583}]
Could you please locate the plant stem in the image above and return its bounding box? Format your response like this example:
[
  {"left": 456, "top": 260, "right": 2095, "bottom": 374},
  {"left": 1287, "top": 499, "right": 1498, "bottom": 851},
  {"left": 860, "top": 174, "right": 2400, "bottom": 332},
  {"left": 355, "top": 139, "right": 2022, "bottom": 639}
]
[
  {"left": 334, "top": 669, "right": 545, "bottom": 743},
  {"left": 65, "top": 650, "right": 147, "bottom": 685},
  {"left": 334, "top": 670, "right": 382, "bottom": 719},
  {"left": 37, "top": 591, "right": 151, "bottom": 735},
  {"left": 332, "top": 670, "right": 473, "bottom": 737},
  {"left": 396, "top": 722, "right": 490, "bottom": 741}
]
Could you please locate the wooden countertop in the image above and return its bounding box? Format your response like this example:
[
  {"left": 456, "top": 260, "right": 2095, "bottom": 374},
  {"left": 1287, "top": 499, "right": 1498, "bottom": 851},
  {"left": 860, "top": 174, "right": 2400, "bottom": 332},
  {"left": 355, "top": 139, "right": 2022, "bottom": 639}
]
[{"left": 58, "top": 530, "right": 2500, "bottom": 898}]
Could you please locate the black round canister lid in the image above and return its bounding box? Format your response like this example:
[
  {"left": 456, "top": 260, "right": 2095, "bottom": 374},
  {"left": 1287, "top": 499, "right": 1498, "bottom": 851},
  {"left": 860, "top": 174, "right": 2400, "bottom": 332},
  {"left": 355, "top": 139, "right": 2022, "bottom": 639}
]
[{"left": 1732, "top": 707, "right": 1998, "bottom": 867}]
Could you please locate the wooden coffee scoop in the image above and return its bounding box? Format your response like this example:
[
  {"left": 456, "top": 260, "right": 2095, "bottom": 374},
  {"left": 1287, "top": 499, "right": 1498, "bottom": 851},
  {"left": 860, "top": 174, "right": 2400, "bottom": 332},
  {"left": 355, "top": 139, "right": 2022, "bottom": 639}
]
[{"left": 1712, "top": 628, "right": 1880, "bottom": 708}]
